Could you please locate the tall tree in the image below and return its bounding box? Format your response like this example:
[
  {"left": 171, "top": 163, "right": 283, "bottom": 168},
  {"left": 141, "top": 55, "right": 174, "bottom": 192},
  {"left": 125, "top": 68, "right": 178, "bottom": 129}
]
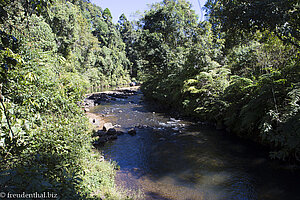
[
  {"left": 140, "top": 0, "right": 199, "bottom": 76},
  {"left": 204, "top": 0, "right": 300, "bottom": 48},
  {"left": 117, "top": 13, "right": 141, "bottom": 77}
]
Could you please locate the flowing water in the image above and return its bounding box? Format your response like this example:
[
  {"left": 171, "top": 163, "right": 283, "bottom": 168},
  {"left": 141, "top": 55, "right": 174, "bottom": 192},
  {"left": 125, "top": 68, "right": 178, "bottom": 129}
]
[{"left": 90, "top": 90, "right": 300, "bottom": 200}]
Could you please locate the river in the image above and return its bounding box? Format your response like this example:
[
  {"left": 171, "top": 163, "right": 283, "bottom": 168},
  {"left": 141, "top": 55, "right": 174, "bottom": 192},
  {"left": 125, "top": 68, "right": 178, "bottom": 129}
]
[{"left": 89, "top": 90, "right": 300, "bottom": 200}]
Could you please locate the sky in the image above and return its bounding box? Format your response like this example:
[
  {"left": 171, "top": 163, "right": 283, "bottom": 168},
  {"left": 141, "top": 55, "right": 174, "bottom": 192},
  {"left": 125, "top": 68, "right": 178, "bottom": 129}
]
[{"left": 90, "top": 0, "right": 207, "bottom": 23}]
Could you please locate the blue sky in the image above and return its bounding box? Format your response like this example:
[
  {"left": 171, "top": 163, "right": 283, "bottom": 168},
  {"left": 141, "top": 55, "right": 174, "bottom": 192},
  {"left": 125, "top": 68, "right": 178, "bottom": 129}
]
[{"left": 90, "top": 0, "right": 207, "bottom": 23}]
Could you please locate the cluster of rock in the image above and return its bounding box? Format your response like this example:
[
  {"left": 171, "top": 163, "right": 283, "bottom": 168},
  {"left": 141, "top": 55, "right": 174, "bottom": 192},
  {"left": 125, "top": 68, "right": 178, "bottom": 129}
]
[
  {"left": 93, "top": 122, "right": 137, "bottom": 146},
  {"left": 82, "top": 89, "right": 138, "bottom": 108}
]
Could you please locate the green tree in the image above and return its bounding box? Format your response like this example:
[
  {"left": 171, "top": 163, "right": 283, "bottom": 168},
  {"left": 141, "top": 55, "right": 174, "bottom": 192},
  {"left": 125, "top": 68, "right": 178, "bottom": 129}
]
[
  {"left": 103, "top": 8, "right": 112, "bottom": 21},
  {"left": 117, "top": 14, "right": 140, "bottom": 76},
  {"left": 204, "top": 0, "right": 300, "bottom": 48}
]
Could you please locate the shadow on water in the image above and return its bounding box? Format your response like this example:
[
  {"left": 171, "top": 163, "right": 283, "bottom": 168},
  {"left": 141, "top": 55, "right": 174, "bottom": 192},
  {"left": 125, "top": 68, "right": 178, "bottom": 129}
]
[
  {"left": 146, "top": 192, "right": 173, "bottom": 200},
  {"left": 91, "top": 91, "right": 300, "bottom": 200}
]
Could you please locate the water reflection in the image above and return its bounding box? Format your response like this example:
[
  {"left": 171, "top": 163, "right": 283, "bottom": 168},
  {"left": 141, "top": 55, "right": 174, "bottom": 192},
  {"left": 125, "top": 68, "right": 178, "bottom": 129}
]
[{"left": 91, "top": 92, "right": 300, "bottom": 200}]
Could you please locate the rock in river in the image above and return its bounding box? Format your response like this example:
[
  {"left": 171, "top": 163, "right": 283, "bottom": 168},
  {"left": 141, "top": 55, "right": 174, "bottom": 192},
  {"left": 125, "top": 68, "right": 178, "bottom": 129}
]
[
  {"left": 103, "top": 123, "right": 114, "bottom": 131},
  {"left": 95, "top": 130, "right": 106, "bottom": 137},
  {"left": 128, "top": 128, "right": 137, "bottom": 136},
  {"left": 107, "top": 128, "right": 117, "bottom": 135}
]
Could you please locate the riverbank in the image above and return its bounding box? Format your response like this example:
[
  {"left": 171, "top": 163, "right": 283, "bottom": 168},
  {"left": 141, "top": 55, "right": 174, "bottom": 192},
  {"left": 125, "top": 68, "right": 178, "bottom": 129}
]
[
  {"left": 81, "top": 86, "right": 142, "bottom": 199},
  {"left": 83, "top": 86, "right": 140, "bottom": 143}
]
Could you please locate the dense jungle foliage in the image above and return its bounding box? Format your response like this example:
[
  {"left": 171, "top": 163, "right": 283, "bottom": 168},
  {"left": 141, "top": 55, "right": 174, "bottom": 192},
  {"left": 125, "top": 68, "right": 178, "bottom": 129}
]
[
  {"left": 0, "top": 0, "right": 132, "bottom": 199},
  {"left": 0, "top": 0, "right": 299, "bottom": 198},
  {"left": 138, "top": 0, "right": 300, "bottom": 162}
]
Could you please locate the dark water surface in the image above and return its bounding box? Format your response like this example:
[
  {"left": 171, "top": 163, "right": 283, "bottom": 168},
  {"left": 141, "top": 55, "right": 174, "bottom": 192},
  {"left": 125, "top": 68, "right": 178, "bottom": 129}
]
[{"left": 91, "top": 91, "right": 300, "bottom": 200}]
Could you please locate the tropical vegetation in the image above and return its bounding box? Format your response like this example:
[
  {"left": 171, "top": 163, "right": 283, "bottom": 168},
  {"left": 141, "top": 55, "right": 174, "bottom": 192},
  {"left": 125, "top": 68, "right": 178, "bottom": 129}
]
[
  {"left": 0, "top": 0, "right": 299, "bottom": 199},
  {"left": 138, "top": 0, "right": 300, "bottom": 162},
  {"left": 0, "top": 0, "right": 132, "bottom": 199}
]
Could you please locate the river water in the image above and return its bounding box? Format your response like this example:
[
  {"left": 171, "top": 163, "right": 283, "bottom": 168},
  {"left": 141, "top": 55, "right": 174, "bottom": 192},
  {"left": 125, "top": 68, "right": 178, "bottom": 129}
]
[{"left": 90, "top": 90, "right": 300, "bottom": 200}]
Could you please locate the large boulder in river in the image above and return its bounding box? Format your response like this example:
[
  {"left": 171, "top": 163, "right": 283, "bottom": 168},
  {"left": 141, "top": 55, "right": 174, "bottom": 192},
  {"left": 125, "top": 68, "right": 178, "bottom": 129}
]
[
  {"left": 96, "top": 130, "right": 106, "bottom": 137},
  {"left": 103, "top": 123, "right": 114, "bottom": 131},
  {"left": 107, "top": 128, "right": 117, "bottom": 135},
  {"left": 128, "top": 128, "right": 136, "bottom": 136}
]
